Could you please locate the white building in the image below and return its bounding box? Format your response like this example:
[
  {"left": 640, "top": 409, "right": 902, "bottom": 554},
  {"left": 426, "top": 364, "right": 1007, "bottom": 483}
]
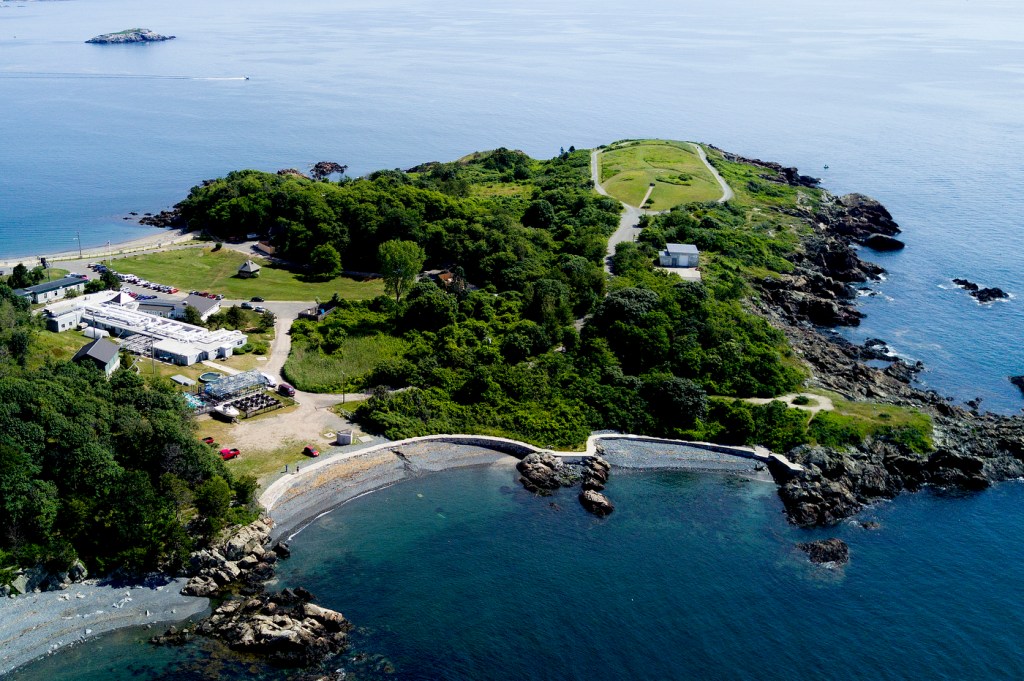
[
  {"left": 42, "top": 291, "right": 246, "bottom": 366},
  {"left": 14, "top": 276, "right": 86, "bottom": 304},
  {"left": 658, "top": 243, "right": 700, "bottom": 268}
]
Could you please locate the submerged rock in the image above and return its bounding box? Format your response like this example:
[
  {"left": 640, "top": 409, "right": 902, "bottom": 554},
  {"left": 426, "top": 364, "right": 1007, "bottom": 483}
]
[
  {"left": 797, "top": 538, "right": 849, "bottom": 565},
  {"left": 1010, "top": 376, "right": 1024, "bottom": 396},
  {"left": 86, "top": 29, "right": 175, "bottom": 44}
]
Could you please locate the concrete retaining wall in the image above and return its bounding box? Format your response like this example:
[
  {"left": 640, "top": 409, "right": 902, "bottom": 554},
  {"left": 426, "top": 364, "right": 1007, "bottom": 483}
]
[{"left": 258, "top": 432, "right": 803, "bottom": 514}]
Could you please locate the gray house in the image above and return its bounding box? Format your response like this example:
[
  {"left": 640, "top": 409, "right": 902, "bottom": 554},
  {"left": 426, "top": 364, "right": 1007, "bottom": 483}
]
[
  {"left": 13, "top": 276, "right": 86, "bottom": 304},
  {"left": 658, "top": 243, "right": 699, "bottom": 268},
  {"left": 73, "top": 338, "right": 121, "bottom": 377},
  {"left": 174, "top": 294, "right": 221, "bottom": 321}
]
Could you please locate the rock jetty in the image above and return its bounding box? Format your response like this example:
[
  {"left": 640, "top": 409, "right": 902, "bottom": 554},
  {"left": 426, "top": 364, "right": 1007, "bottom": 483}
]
[{"left": 86, "top": 29, "right": 175, "bottom": 44}]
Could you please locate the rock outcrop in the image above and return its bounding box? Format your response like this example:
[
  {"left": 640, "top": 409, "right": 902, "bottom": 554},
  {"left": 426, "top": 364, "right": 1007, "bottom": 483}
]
[
  {"left": 153, "top": 588, "right": 351, "bottom": 667},
  {"left": 953, "top": 278, "right": 1010, "bottom": 304},
  {"left": 86, "top": 29, "right": 175, "bottom": 44},
  {"left": 181, "top": 516, "right": 277, "bottom": 597},
  {"left": 797, "top": 538, "right": 849, "bottom": 565},
  {"left": 1, "top": 560, "right": 89, "bottom": 596},
  {"left": 579, "top": 489, "right": 615, "bottom": 516},
  {"left": 862, "top": 233, "right": 905, "bottom": 251},
  {"left": 1010, "top": 376, "right": 1024, "bottom": 396},
  {"left": 516, "top": 452, "right": 581, "bottom": 494}
]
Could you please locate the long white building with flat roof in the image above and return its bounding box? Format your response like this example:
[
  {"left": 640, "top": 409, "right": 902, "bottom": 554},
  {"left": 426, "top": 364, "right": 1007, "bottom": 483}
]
[{"left": 42, "top": 291, "right": 246, "bottom": 366}]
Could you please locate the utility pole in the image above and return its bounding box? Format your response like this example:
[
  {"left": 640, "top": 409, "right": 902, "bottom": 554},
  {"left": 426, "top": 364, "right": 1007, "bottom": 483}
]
[{"left": 75, "top": 230, "right": 83, "bottom": 259}]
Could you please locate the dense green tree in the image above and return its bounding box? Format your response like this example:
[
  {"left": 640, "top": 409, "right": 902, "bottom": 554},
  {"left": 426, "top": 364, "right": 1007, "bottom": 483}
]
[
  {"left": 379, "top": 240, "right": 426, "bottom": 303},
  {"left": 309, "top": 243, "right": 343, "bottom": 279}
]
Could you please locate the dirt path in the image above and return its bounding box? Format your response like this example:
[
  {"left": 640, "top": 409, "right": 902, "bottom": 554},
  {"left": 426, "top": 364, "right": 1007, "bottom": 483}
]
[
  {"left": 691, "top": 143, "right": 734, "bottom": 203},
  {"left": 743, "top": 392, "right": 835, "bottom": 414}
]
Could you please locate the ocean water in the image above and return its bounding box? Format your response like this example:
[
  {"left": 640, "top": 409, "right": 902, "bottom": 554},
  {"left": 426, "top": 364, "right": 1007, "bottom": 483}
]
[
  {"left": 16, "top": 466, "right": 1024, "bottom": 680},
  {"left": 6, "top": 3, "right": 1024, "bottom": 678},
  {"left": 1, "top": 0, "right": 1022, "bottom": 409}
]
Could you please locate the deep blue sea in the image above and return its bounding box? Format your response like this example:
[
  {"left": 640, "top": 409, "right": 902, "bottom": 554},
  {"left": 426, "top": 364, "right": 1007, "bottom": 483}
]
[{"left": 5, "top": 1, "right": 1024, "bottom": 678}]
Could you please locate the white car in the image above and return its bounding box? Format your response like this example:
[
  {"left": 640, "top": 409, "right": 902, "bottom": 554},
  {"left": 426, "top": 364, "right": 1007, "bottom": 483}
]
[{"left": 260, "top": 373, "right": 277, "bottom": 388}]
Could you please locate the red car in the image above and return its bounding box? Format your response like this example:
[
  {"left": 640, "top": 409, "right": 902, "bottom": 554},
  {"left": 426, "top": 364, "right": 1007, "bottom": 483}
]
[
  {"left": 302, "top": 445, "right": 320, "bottom": 458},
  {"left": 220, "top": 448, "right": 241, "bottom": 460},
  {"left": 201, "top": 436, "right": 215, "bottom": 445}
]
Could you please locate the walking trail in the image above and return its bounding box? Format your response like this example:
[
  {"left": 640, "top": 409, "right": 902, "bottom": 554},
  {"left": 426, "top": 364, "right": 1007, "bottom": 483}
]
[{"left": 591, "top": 143, "right": 732, "bottom": 273}]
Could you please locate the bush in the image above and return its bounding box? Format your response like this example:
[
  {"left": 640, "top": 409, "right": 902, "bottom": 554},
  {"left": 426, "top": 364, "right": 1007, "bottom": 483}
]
[{"left": 792, "top": 395, "right": 812, "bottom": 406}]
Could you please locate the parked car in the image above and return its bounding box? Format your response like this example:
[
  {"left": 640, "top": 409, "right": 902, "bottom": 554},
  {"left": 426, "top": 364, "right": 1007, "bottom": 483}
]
[
  {"left": 302, "top": 445, "right": 320, "bottom": 458},
  {"left": 220, "top": 448, "right": 241, "bottom": 460},
  {"left": 201, "top": 436, "right": 215, "bottom": 444},
  {"left": 240, "top": 302, "right": 253, "bottom": 310},
  {"left": 260, "top": 372, "right": 277, "bottom": 388},
  {"left": 278, "top": 383, "right": 296, "bottom": 397},
  {"left": 250, "top": 296, "right": 265, "bottom": 302},
  {"left": 253, "top": 306, "right": 266, "bottom": 313},
  {"left": 169, "top": 287, "right": 178, "bottom": 293}
]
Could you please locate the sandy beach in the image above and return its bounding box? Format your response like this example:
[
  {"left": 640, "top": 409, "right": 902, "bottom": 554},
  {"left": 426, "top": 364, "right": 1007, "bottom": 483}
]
[
  {"left": 0, "top": 577, "right": 208, "bottom": 676},
  {"left": 0, "top": 227, "right": 197, "bottom": 269}
]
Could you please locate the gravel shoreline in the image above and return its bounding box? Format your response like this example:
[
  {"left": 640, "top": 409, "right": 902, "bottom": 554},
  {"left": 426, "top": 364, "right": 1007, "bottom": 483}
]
[
  {"left": 267, "top": 440, "right": 774, "bottom": 541},
  {"left": 0, "top": 577, "right": 208, "bottom": 676}
]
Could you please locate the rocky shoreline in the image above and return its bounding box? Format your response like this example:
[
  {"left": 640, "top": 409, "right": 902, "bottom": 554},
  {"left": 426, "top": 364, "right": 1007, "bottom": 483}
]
[{"left": 725, "top": 154, "right": 1024, "bottom": 528}]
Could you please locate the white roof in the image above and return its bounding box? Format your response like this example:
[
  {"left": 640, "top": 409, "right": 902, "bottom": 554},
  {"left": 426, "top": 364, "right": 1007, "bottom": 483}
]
[
  {"left": 664, "top": 243, "right": 699, "bottom": 254},
  {"left": 153, "top": 339, "right": 198, "bottom": 356}
]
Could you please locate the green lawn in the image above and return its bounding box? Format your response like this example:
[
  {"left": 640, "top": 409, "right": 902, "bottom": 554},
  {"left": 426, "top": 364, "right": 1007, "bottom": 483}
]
[
  {"left": 28, "top": 329, "right": 91, "bottom": 369},
  {"left": 599, "top": 140, "right": 723, "bottom": 210},
  {"left": 114, "top": 247, "right": 384, "bottom": 301}
]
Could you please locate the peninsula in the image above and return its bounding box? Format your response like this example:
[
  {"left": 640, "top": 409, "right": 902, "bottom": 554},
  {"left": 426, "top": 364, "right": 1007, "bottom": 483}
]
[
  {"left": 2, "top": 140, "right": 1023, "bottom": 676},
  {"left": 85, "top": 29, "right": 175, "bottom": 44}
]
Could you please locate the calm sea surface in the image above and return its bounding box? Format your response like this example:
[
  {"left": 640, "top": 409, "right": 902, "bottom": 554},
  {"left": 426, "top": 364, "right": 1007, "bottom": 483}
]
[
  {"left": 16, "top": 467, "right": 1024, "bottom": 680},
  {"left": 5, "top": 2, "right": 1024, "bottom": 678},
  {"left": 1, "top": 0, "right": 1022, "bottom": 409}
]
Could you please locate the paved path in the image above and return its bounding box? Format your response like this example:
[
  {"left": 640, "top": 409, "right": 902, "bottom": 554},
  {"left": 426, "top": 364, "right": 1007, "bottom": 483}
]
[
  {"left": 591, "top": 144, "right": 733, "bottom": 275},
  {"left": 691, "top": 143, "right": 734, "bottom": 203},
  {"left": 592, "top": 149, "right": 646, "bottom": 274}
]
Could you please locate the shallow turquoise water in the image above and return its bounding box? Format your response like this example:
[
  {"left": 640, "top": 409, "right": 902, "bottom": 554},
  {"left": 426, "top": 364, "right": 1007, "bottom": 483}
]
[{"left": 16, "top": 466, "right": 1024, "bottom": 679}]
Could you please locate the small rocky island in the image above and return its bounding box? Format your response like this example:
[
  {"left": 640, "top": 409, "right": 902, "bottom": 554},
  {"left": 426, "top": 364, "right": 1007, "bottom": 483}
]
[{"left": 86, "top": 28, "right": 175, "bottom": 44}]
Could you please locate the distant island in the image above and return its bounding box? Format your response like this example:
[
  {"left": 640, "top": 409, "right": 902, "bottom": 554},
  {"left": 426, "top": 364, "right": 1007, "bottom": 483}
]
[{"left": 85, "top": 28, "right": 175, "bottom": 44}]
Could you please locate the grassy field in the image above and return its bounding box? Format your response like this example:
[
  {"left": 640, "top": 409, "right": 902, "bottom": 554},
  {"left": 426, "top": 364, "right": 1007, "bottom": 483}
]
[
  {"left": 114, "top": 247, "right": 384, "bottom": 301},
  {"left": 27, "top": 329, "right": 91, "bottom": 369},
  {"left": 283, "top": 335, "right": 409, "bottom": 392},
  {"left": 599, "top": 140, "right": 723, "bottom": 210},
  {"left": 807, "top": 388, "right": 934, "bottom": 453}
]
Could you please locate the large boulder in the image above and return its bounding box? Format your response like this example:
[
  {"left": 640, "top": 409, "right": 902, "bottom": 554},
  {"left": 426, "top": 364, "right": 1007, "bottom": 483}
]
[
  {"left": 579, "top": 490, "right": 615, "bottom": 517},
  {"left": 517, "top": 453, "right": 580, "bottom": 494},
  {"left": 862, "top": 233, "right": 905, "bottom": 251}
]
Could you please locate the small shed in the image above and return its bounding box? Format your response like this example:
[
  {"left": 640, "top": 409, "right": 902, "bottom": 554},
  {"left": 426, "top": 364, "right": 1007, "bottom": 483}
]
[
  {"left": 659, "top": 243, "right": 700, "bottom": 268},
  {"left": 73, "top": 338, "right": 121, "bottom": 377},
  {"left": 170, "top": 374, "right": 197, "bottom": 387},
  {"left": 238, "top": 259, "right": 262, "bottom": 278}
]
